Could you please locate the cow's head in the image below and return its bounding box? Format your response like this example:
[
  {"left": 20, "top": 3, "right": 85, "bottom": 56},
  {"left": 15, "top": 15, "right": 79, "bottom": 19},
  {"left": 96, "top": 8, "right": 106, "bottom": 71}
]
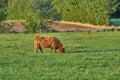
[{"left": 59, "top": 46, "right": 65, "bottom": 53}]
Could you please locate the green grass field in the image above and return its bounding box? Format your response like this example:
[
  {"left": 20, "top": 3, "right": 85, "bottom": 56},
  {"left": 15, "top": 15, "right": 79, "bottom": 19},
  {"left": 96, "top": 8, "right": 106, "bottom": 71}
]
[
  {"left": 0, "top": 32, "right": 120, "bottom": 80},
  {"left": 110, "top": 19, "right": 120, "bottom": 26}
]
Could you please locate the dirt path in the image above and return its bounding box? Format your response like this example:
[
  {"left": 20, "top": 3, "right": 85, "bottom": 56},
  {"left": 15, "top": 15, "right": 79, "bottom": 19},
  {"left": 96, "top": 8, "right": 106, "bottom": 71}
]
[
  {"left": 51, "top": 21, "right": 103, "bottom": 31},
  {"left": 51, "top": 21, "right": 120, "bottom": 32}
]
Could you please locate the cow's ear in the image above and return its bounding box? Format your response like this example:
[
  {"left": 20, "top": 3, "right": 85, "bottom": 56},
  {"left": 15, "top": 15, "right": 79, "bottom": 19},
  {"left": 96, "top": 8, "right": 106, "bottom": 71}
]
[{"left": 62, "top": 47, "right": 65, "bottom": 49}]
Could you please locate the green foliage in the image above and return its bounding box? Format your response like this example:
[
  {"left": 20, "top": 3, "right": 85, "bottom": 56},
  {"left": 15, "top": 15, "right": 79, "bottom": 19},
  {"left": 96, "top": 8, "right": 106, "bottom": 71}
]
[
  {"left": 109, "top": 0, "right": 120, "bottom": 14},
  {"left": 0, "top": 0, "right": 7, "bottom": 21},
  {"left": 0, "top": 0, "right": 4, "bottom": 7},
  {"left": 0, "top": 32, "right": 120, "bottom": 79},
  {"left": 7, "top": 0, "right": 35, "bottom": 20},
  {"left": 7, "top": 0, "right": 39, "bottom": 33},
  {"left": 0, "top": 0, "right": 119, "bottom": 28},
  {"left": 6, "top": 0, "right": 61, "bottom": 32},
  {"left": 53, "top": 0, "right": 118, "bottom": 25},
  {"left": 0, "top": 7, "right": 6, "bottom": 21},
  {"left": 24, "top": 19, "right": 37, "bottom": 33},
  {"left": 31, "top": 0, "right": 61, "bottom": 31},
  {"left": 46, "top": 0, "right": 120, "bottom": 25},
  {"left": 110, "top": 0, "right": 120, "bottom": 18}
]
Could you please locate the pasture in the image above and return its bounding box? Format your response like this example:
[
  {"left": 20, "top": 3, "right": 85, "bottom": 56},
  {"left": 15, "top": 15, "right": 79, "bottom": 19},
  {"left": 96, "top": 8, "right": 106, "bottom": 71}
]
[
  {"left": 110, "top": 19, "right": 120, "bottom": 26},
  {"left": 0, "top": 32, "right": 120, "bottom": 80}
]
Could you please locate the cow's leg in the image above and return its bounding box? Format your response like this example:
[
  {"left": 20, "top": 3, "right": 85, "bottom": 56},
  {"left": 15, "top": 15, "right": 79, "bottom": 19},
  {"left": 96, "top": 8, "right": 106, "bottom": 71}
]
[
  {"left": 53, "top": 47, "right": 56, "bottom": 53},
  {"left": 50, "top": 48, "right": 53, "bottom": 52},
  {"left": 39, "top": 47, "right": 43, "bottom": 53},
  {"left": 59, "top": 46, "right": 64, "bottom": 53},
  {"left": 34, "top": 45, "right": 38, "bottom": 53},
  {"left": 34, "top": 42, "right": 39, "bottom": 53}
]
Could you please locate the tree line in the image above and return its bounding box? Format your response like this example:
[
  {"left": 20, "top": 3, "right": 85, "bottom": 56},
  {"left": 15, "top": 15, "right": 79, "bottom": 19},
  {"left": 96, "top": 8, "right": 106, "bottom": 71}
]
[
  {"left": 0, "top": 0, "right": 120, "bottom": 32},
  {"left": 53, "top": 0, "right": 120, "bottom": 25}
]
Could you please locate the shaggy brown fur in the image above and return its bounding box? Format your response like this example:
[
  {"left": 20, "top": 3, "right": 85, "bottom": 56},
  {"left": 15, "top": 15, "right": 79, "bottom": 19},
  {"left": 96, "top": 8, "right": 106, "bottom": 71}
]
[{"left": 34, "top": 36, "right": 65, "bottom": 53}]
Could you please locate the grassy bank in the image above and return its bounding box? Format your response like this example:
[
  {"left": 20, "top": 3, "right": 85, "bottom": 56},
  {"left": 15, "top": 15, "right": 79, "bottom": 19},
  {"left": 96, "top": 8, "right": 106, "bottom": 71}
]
[{"left": 0, "top": 32, "right": 120, "bottom": 80}]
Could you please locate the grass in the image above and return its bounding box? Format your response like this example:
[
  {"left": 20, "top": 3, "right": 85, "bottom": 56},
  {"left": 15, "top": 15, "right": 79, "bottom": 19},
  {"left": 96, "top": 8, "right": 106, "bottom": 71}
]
[
  {"left": 0, "top": 32, "right": 120, "bottom": 80},
  {"left": 110, "top": 19, "right": 120, "bottom": 26}
]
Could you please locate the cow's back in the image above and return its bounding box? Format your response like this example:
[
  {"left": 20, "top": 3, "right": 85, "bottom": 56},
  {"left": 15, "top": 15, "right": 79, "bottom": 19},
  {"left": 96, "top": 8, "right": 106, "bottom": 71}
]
[{"left": 49, "top": 37, "right": 62, "bottom": 48}]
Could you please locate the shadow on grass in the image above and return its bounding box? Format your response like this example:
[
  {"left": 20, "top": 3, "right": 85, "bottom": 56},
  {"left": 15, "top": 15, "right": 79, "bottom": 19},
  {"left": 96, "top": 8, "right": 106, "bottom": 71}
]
[{"left": 67, "top": 49, "right": 120, "bottom": 53}]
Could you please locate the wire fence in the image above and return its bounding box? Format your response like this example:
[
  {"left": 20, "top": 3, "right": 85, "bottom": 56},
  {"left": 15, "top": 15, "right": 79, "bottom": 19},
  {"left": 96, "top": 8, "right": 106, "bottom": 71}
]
[
  {"left": 0, "top": 28, "right": 60, "bottom": 34},
  {"left": 0, "top": 26, "right": 120, "bottom": 34}
]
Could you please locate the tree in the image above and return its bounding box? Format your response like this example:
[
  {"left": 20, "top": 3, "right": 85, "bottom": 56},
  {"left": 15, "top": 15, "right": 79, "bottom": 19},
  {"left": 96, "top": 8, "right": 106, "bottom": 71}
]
[
  {"left": 110, "top": 0, "right": 120, "bottom": 18},
  {"left": 31, "top": 0, "right": 61, "bottom": 32},
  {"left": 109, "top": 0, "right": 120, "bottom": 14},
  {"left": 6, "top": 0, "right": 61, "bottom": 33},
  {"left": 53, "top": 0, "right": 109, "bottom": 25},
  {"left": 7, "top": 0, "right": 36, "bottom": 20},
  {"left": 0, "top": 0, "right": 7, "bottom": 21},
  {"left": 7, "top": 0, "right": 37, "bottom": 33}
]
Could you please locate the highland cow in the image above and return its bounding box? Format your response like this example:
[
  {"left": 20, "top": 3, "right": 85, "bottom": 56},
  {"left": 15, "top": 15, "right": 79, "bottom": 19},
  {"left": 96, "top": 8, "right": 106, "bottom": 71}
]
[{"left": 34, "top": 36, "right": 65, "bottom": 53}]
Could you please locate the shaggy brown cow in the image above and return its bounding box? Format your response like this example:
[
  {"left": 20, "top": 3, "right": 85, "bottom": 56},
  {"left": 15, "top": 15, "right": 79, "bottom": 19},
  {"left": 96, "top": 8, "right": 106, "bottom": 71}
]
[{"left": 34, "top": 36, "right": 65, "bottom": 53}]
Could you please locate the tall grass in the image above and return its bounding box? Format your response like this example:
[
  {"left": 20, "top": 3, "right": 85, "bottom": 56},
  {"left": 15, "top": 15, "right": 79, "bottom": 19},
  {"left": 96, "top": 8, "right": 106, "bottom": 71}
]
[{"left": 0, "top": 32, "right": 120, "bottom": 80}]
